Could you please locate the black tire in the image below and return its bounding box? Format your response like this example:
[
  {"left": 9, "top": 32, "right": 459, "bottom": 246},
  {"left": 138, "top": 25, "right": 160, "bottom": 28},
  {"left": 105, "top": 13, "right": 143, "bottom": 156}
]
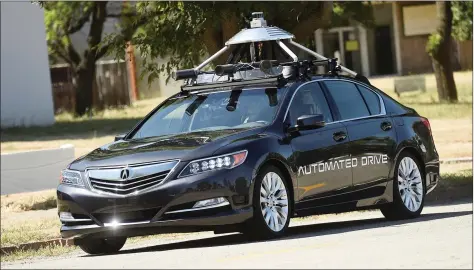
[
  {"left": 380, "top": 151, "right": 426, "bottom": 220},
  {"left": 243, "top": 165, "right": 292, "bottom": 240},
  {"left": 78, "top": 237, "right": 127, "bottom": 255}
]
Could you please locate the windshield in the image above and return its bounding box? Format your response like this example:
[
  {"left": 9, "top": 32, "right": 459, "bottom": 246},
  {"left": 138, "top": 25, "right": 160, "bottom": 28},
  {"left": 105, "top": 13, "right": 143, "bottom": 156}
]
[{"left": 131, "top": 87, "right": 286, "bottom": 139}]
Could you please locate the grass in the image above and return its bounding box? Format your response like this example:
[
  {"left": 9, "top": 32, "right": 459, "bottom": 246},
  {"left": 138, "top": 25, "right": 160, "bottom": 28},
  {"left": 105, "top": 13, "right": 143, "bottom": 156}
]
[
  {"left": 1, "top": 245, "right": 77, "bottom": 263},
  {"left": 372, "top": 71, "right": 472, "bottom": 119},
  {"left": 1, "top": 217, "right": 60, "bottom": 247},
  {"left": 1, "top": 190, "right": 57, "bottom": 213}
]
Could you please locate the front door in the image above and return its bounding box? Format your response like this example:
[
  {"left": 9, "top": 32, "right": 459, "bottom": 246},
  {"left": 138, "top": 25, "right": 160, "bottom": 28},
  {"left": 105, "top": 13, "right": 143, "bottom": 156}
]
[
  {"left": 322, "top": 80, "right": 397, "bottom": 196},
  {"left": 287, "top": 82, "right": 352, "bottom": 210}
]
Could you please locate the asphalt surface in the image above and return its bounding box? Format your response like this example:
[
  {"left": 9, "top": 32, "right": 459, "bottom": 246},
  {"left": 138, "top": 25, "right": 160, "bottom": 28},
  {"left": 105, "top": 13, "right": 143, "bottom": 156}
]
[
  {"left": 1, "top": 146, "right": 75, "bottom": 195},
  {"left": 3, "top": 201, "right": 473, "bottom": 269}
]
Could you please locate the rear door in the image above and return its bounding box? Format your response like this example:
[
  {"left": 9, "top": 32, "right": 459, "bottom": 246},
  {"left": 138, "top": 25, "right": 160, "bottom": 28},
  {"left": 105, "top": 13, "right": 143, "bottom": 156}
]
[
  {"left": 287, "top": 82, "right": 352, "bottom": 208},
  {"left": 322, "top": 80, "right": 397, "bottom": 194}
]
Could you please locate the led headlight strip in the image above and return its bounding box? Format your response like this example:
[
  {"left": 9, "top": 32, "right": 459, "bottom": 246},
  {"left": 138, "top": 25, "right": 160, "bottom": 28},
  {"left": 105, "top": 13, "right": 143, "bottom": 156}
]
[{"left": 178, "top": 150, "right": 248, "bottom": 178}]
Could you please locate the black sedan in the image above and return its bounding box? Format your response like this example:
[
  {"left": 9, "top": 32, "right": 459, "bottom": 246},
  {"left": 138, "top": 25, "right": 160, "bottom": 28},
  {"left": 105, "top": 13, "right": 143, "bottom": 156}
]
[{"left": 57, "top": 72, "right": 439, "bottom": 255}]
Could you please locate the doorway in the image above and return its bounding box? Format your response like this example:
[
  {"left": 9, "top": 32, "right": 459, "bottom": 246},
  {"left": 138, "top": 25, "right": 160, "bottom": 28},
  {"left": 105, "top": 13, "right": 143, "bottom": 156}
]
[
  {"left": 374, "top": 25, "right": 395, "bottom": 75},
  {"left": 316, "top": 26, "right": 367, "bottom": 76}
]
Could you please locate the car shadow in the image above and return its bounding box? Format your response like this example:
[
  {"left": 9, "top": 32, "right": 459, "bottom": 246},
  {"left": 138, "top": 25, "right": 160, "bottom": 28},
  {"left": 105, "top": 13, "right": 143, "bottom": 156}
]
[{"left": 82, "top": 209, "right": 472, "bottom": 258}]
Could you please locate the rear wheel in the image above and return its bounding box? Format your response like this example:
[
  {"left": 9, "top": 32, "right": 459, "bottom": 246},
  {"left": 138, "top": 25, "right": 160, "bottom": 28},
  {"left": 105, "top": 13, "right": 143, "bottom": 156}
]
[
  {"left": 243, "top": 165, "right": 292, "bottom": 239},
  {"left": 381, "top": 152, "right": 425, "bottom": 220},
  {"left": 78, "top": 236, "right": 127, "bottom": 255}
]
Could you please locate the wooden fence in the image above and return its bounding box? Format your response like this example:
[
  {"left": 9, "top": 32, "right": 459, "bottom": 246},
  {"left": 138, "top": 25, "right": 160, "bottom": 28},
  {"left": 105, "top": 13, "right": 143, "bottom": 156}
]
[{"left": 50, "top": 60, "right": 131, "bottom": 113}]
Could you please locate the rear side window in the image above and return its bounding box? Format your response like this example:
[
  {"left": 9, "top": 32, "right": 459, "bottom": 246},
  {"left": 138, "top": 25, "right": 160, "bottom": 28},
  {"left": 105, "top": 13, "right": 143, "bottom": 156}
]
[
  {"left": 357, "top": 85, "right": 381, "bottom": 115},
  {"left": 324, "top": 81, "right": 370, "bottom": 120}
]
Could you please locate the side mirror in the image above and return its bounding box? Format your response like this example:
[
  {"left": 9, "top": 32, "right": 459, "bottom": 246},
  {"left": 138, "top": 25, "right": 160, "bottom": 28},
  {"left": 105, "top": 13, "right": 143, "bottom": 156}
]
[
  {"left": 114, "top": 133, "right": 126, "bottom": 141},
  {"left": 288, "top": 114, "right": 325, "bottom": 132}
]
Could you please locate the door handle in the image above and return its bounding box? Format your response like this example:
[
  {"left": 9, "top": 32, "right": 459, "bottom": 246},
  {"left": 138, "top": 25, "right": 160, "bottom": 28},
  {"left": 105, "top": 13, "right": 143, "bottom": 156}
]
[
  {"left": 381, "top": 121, "right": 392, "bottom": 131},
  {"left": 333, "top": 131, "right": 347, "bottom": 142}
]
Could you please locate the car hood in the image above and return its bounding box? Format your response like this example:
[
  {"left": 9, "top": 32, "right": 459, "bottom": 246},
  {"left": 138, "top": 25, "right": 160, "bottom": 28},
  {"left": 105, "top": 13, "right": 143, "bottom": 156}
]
[{"left": 68, "top": 128, "right": 262, "bottom": 171}]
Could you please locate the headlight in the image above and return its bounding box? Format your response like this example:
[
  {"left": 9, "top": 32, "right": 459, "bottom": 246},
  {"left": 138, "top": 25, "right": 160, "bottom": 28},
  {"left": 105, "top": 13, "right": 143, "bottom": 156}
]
[
  {"left": 178, "top": 150, "right": 248, "bottom": 178},
  {"left": 60, "top": 169, "right": 84, "bottom": 187}
]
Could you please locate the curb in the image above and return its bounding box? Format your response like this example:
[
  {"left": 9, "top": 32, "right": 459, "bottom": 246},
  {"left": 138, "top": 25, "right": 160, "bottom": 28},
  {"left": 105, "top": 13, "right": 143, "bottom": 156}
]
[
  {"left": 1, "top": 238, "right": 74, "bottom": 255},
  {"left": 440, "top": 157, "right": 472, "bottom": 164}
]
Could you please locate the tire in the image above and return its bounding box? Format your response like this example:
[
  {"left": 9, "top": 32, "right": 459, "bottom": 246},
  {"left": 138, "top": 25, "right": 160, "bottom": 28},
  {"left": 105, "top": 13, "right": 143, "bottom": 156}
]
[
  {"left": 380, "top": 151, "right": 426, "bottom": 220},
  {"left": 78, "top": 237, "right": 127, "bottom": 255},
  {"left": 243, "top": 165, "right": 292, "bottom": 239}
]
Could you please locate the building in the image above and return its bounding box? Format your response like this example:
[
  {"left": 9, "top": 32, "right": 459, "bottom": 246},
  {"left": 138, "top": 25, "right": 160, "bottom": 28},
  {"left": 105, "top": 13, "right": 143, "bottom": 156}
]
[
  {"left": 314, "top": 1, "right": 473, "bottom": 77},
  {"left": 1, "top": 2, "right": 55, "bottom": 128}
]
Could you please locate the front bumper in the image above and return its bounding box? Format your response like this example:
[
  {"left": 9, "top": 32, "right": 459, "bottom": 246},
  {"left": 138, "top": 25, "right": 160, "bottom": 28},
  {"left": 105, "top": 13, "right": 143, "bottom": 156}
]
[{"left": 57, "top": 163, "right": 255, "bottom": 240}]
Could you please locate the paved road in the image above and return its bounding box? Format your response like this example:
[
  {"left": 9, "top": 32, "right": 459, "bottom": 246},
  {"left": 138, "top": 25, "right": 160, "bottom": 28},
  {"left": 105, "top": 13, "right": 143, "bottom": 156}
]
[
  {"left": 4, "top": 201, "right": 472, "bottom": 269},
  {"left": 1, "top": 146, "right": 75, "bottom": 195}
]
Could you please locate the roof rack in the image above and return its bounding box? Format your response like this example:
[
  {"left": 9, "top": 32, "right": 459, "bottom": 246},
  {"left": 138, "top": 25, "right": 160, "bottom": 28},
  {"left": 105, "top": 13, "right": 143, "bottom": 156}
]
[
  {"left": 181, "top": 75, "right": 286, "bottom": 94},
  {"left": 172, "top": 12, "right": 371, "bottom": 91}
]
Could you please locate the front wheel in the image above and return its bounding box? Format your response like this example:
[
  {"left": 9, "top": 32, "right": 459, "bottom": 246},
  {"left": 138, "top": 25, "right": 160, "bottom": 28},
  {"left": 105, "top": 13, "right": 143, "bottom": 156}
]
[
  {"left": 243, "top": 165, "right": 292, "bottom": 239},
  {"left": 78, "top": 236, "right": 127, "bottom": 255},
  {"left": 381, "top": 152, "right": 425, "bottom": 220}
]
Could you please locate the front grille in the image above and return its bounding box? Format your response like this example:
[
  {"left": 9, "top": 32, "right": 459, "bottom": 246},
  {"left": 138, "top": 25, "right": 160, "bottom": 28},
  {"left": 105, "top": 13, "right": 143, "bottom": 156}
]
[
  {"left": 89, "top": 171, "right": 170, "bottom": 195},
  {"left": 86, "top": 160, "right": 178, "bottom": 195}
]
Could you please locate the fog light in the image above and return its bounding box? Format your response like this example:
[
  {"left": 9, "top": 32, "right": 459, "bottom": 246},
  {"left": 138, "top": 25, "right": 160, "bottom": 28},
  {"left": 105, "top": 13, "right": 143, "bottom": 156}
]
[
  {"left": 59, "top": 212, "right": 73, "bottom": 221},
  {"left": 193, "top": 197, "right": 229, "bottom": 209}
]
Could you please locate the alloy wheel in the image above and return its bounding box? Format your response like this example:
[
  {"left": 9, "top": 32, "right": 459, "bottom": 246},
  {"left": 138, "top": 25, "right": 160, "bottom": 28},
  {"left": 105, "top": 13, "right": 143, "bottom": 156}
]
[
  {"left": 398, "top": 157, "right": 423, "bottom": 212},
  {"left": 259, "top": 172, "right": 289, "bottom": 232}
]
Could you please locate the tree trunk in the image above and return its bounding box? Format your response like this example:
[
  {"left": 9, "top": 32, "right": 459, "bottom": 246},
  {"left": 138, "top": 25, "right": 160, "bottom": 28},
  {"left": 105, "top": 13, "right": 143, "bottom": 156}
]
[
  {"left": 73, "top": 2, "right": 107, "bottom": 116},
  {"left": 74, "top": 61, "right": 96, "bottom": 116},
  {"left": 431, "top": 49, "right": 458, "bottom": 101},
  {"left": 430, "top": 1, "right": 458, "bottom": 102}
]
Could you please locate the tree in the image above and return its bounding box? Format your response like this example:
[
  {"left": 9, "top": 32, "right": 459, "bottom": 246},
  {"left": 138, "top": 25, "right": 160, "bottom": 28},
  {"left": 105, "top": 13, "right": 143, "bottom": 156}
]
[
  {"left": 427, "top": 1, "right": 472, "bottom": 102},
  {"left": 451, "top": 1, "right": 473, "bottom": 41},
  {"left": 107, "top": 1, "right": 374, "bottom": 84},
  {"left": 41, "top": 1, "right": 147, "bottom": 116}
]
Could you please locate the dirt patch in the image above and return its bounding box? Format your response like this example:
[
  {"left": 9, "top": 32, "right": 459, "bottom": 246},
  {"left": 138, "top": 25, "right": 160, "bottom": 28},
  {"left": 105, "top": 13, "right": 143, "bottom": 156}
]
[{"left": 430, "top": 119, "right": 472, "bottom": 160}]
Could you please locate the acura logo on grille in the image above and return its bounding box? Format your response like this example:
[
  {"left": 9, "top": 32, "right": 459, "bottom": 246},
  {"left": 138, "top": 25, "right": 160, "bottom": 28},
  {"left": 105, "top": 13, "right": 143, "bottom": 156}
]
[{"left": 120, "top": 168, "right": 130, "bottom": 180}]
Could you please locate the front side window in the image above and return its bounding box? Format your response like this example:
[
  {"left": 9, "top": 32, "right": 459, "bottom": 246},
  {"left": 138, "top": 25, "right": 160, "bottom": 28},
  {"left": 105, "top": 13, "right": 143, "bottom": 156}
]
[
  {"left": 288, "top": 82, "right": 333, "bottom": 125},
  {"left": 131, "top": 88, "right": 286, "bottom": 139},
  {"left": 324, "top": 81, "right": 370, "bottom": 120}
]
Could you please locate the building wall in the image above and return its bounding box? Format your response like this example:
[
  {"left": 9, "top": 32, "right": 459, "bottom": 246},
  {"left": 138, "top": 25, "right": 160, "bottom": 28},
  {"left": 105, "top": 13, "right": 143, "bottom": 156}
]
[
  {"left": 1, "top": 2, "right": 55, "bottom": 128},
  {"left": 458, "top": 40, "right": 473, "bottom": 70},
  {"left": 399, "top": 35, "right": 433, "bottom": 75},
  {"left": 394, "top": 2, "right": 434, "bottom": 75},
  {"left": 394, "top": 2, "right": 472, "bottom": 75}
]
